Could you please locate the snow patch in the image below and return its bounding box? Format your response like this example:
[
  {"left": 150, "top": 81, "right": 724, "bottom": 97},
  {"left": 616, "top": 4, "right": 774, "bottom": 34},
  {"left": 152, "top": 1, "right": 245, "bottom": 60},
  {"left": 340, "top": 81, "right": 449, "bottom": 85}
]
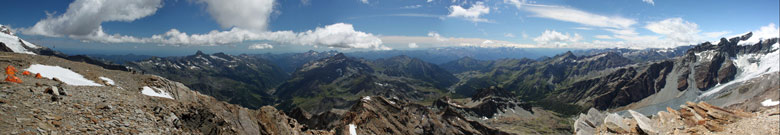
[
  {"left": 362, "top": 96, "right": 371, "bottom": 101},
  {"left": 0, "top": 31, "right": 35, "bottom": 54},
  {"left": 348, "top": 124, "right": 357, "bottom": 135},
  {"left": 694, "top": 50, "right": 716, "bottom": 61},
  {"left": 141, "top": 86, "right": 174, "bottom": 99},
  {"left": 25, "top": 64, "right": 102, "bottom": 86},
  {"left": 701, "top": 43, "right": 779, "bottom": 97},
  {"left": 761, "top": 99, "right": 780, "bottom": 107},
  {"left": 99, "top": 77, "right": 115, "bottom": 85}
]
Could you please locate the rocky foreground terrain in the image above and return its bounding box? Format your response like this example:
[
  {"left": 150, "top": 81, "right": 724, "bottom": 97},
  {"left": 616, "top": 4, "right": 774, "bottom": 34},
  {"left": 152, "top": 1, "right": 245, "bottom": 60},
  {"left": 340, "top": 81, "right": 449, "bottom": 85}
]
[
  {"left": 574, "top": 101, "right": 779, "bottom": 135},
  {"left": 0, "top": 52, "right": 525, "bottom": 134}
]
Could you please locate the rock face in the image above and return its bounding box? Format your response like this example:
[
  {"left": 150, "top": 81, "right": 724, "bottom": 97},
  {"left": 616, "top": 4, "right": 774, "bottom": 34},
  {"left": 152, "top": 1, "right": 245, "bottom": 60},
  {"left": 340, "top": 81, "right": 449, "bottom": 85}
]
[{"left": 553, "top": 60, "right": 674, "bottom": 109}]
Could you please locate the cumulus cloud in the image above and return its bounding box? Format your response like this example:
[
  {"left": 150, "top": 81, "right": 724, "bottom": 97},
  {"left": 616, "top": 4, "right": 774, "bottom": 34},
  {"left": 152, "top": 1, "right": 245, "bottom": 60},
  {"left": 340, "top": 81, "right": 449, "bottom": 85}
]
[
  {"left": 447, "top": 2, "right": 490, "bottom": 22},
  {"left": 197, "top": 0, "right": 274, "bottom": 32},
  {"left": 249, "top": 43, "right": 274, "bottom": 49},
  {"left": 427, "top": 32, "right": 449, "bottom": 41},
  {"left": 145, "top": 23, "right": 390, "bottom": 50},
  {"left": 642, "top": 0, "right": 655, "bottom": 5},
  {"left": 408, "top": 43, "right": 419, "bottom": 48},
  {"left": 360, "top": 0, "right": 369, "bottom": 4},
  {"left": 23, "top": 0, "right": 162, "bottom": 38},
  {"left": 533, "top": 30, "right": 582, "bottom": 46},
  {"left": 645, "top": 18, "right": 701, "bottom": 45},
  {"left": 21, "top": 0, "right": 389, "bottom": 50}
]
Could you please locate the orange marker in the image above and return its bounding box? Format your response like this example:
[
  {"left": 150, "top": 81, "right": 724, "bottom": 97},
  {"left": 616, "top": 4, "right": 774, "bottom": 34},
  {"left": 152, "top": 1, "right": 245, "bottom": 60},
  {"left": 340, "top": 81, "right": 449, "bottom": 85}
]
[{"left": 5, "top": 65, "right": 16, "bottom": 75}]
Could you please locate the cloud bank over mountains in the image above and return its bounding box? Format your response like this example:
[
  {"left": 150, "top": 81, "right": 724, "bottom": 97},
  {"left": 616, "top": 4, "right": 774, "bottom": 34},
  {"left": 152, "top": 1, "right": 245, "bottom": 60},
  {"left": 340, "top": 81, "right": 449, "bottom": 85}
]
[{"left": 21, "top": 0, "right": 389, "bottom": 50}]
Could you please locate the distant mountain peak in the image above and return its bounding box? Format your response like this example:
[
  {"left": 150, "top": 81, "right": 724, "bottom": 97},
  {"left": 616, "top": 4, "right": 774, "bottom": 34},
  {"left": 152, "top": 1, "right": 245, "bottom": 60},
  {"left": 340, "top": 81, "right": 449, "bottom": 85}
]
[{"left": 195, "top": 50, "right": 206, "bottom": 56}]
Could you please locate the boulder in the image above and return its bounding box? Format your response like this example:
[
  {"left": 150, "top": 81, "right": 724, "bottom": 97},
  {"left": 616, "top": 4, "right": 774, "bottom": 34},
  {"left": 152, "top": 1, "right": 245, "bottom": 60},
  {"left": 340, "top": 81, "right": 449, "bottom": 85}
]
[
  {"left": 573, "top": 115, "right": 596, "bottom": 135},
  {"left": 603, "top": 113, "right": 629, "bottom": 133},
  {"left": 44, "top": 86, "right": 59, "bottom": 96},
  {"left": 629, "top": 110, "right": 658, "bottom": 134}
]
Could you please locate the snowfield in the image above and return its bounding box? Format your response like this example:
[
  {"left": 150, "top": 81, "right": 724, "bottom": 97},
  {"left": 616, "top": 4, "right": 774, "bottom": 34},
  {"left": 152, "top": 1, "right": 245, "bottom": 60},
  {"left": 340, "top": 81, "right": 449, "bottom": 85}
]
[
  {"left": 25, "top": 64, "right": 102, "bottom": 86},
  {"left": 0, "top": 30, "right": 36, "bottom": 55},
  {"left": 701, "top": 42, "right": 780, "bottom": 97},
  {"left": 141, "top": 86, "right": 174, "bottom": 99}
]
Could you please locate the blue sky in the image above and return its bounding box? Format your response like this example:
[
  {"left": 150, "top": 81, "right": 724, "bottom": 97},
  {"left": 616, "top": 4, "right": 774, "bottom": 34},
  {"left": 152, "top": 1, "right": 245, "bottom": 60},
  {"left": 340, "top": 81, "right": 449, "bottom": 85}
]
[{"left": 0, "top": 0, "right": 777, "bottom": 56}]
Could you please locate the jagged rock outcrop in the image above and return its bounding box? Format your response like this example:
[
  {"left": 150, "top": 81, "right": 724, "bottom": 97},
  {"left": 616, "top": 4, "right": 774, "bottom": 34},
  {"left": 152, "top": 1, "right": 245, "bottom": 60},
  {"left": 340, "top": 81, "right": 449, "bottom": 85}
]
[
  {"left": 553, "top": 60, "right": 674, "bottom": 109},
  {"left": 574, "top": 101, "right": 778, "bottom": 135}
]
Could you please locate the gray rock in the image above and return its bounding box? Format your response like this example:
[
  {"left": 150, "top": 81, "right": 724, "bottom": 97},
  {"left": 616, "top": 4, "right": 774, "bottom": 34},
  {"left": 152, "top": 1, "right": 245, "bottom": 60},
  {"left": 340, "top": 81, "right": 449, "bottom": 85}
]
[
  {"left": 629, "top": 110, "right": 658, "bottom": 134},
  {"left": 45, "top": 86, "right": 60, "bottom": 96},
  {"left": 586, "top": 108, "right": 606, "bottom": 126},
  {"left": 573, "top": 115, "right": 595, "bottom": 135},
  {"left": 603, "top": 113, "right": 629, "bottom": 133}
]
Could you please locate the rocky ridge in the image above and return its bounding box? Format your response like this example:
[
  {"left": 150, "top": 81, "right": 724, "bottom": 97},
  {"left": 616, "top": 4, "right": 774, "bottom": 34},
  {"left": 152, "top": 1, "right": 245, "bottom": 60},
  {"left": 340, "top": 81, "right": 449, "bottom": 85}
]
[{"left": 574, "top": 101, "right": 779, "bottom": 135}]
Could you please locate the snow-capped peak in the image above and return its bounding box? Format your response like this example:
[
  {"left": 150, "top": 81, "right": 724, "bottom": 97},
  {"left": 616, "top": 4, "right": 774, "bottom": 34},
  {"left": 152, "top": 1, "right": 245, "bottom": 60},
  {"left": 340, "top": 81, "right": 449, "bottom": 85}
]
[{"left": 0, "top": 25, "right": 39, "bottom": 55}]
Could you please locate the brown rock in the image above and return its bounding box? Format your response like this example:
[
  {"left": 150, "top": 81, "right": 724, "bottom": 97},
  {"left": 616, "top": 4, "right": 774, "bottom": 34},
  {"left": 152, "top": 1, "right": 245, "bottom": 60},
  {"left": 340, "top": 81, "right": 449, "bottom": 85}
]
[
  {"left": 51, "top": 121, "right": 62, "bottom": 127},
  {"left": 703, "top": 122, "right": 724, "bottom": 132}
]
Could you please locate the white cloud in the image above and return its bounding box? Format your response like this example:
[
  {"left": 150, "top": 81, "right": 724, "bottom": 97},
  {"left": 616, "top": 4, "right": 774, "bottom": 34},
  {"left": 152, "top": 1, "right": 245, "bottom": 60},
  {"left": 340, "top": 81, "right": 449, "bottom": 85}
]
[
  {"left": 642, "top": 0, "right": 655, "bottom": 6},
  {"left": 360, "top": 0, "right": 369, "bottom": 4},
  {"left": 197, "top": 0, "right": 274, "bottom": 32},
  {"left": 594, "top": 35, "right": 614, "bottom": 39},
  {"left": 22, "top": 0, "right": 389, "bottom": 50},
  {"left": 427, "top": 32, "right": 449, "bottom": 41},
  {"left": 504, "top": 33, "right": 516, "bottom": 38},
  {"left": 447, "top": 2, "right": 490, "bottom": 22},
  {"left": 23, "top": 0, "right": 163, "bottom": 38},
  {"left": 520, "top": 4, "right": 636, "bottom": 29},
  {"left": 145, "top": 23, "right": 390, "bottom": 50},
  {"left": 408, "top": 43, "right": 419, "bottom": 48},
  {"left": 645, "top": 18, "right": 701, "bottom": 45},
  {"left": 402, "top": 5, "right": 422, "bottom": 9},
  {"left": 503, "top": 0, "right": 526, "bottom": 9},
  {"left": 427, "top": 0, "right": 434, "bottom": 3},
  {"left": 249, "top": 43, "right": 274, "bottom": 49},
  {"left": 533, "top": 30, "right": 582, "bottom": 46}
]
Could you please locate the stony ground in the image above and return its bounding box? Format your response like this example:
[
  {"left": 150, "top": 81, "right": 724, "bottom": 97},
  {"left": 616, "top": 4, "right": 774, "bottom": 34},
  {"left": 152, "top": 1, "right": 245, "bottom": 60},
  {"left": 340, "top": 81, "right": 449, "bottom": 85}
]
[
  {"left": 574, "top": 101, "right": 779, "bottom": 135},
  {"left": 0, "top": 52, "right": 331, "bottom": 134}
]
